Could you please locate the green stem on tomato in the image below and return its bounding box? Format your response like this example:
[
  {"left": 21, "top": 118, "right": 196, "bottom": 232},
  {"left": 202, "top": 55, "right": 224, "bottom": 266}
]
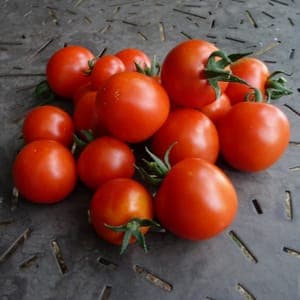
[
  {"left": 204, "top": 51, "right": 253, "bottom": 99},
  {"left": 265, "top": 71, "right": 293, "bottom": 101},
  {"left": 105, "top": 218, "right": 161, "bottom": 254},
  {"left": 135, "top": 143, "right": 176, "bottom": 187}
]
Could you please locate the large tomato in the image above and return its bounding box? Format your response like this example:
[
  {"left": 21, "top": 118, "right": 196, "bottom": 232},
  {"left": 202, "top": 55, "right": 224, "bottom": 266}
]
[
  {"left": 217, "top": 102, "right": 290, "bottom": 172},
  {"left": 225, "top": 57, "right": 269, "bottom": 105},
  {"left": 90, "top": 178, "right": 154, "bottom": 249},
  {"left": 22, "top": 105, "right": 74, "bottom": 147},
  {"left": 13, "top": 140, "right": 77, "bottom": 204},
  {"left": 90, "top": 55, "right": 125, "bottom": 90},
  {"left": 77, "top": 136, "right": 135, "bottom": 189},
  {"left": 155, "top": 158, "right": 238, "bottom": 240},
  {"left": 46, "top": 45, "right": 95, "bottom": 99},
  {"left": 161, "top": 39, "right": 228, "bottom": 109},
  {"left": 151, "top": 108, "right": 219, "bottom": 166},
  {"left": 96, "top": 72, "right": 170, "bottom": 143},
  {"left": 115, "top": 48, "right": 151, "bottom": 72}
]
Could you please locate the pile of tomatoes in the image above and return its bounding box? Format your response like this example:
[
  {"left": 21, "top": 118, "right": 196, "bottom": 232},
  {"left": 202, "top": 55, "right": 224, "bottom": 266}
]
[{"left": 12, "top": 39, "right": 292, "bottom": 254}]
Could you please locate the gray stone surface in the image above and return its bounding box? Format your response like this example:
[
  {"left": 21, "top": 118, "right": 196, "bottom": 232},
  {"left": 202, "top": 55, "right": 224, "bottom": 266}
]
[{"left": 0, "top": 0, "right": 300, "bottom": 299}]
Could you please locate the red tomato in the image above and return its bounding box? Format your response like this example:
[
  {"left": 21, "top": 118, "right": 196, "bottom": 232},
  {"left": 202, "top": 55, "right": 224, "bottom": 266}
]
[
  {"left": 200, "top": 93, "right": 231, "bottom": 125},
  {"left": 73, "top": 82, "right": 94, "bottom": 106},
  {"left": 155, "top": 158, "right": 238, "bottom": 240},
  {"left": 161, "top": 39, "right": 228, "bottom": 109},
  {"left": 90, "top": 55, "right": 125, "bottom": 90},
  {"left": 13, "top": 140, "right": 77, "bottom": 204},
  {"left": 217, "top": 102, "right": 290, "bottom": 172},
  {"left": 73, "top": 91, "right": 106, "bottom": 136},
  {"left": 226, "top": 57, "right": 269, "bottom": 105},
  {"left": 115, "top": 48, "right": 151, "bottom": 72},
  {"left": 77, "top": 136, "right": 135, "bottom": 189},
  {"left": 22, "top": 105, "right": 74, "bottom": 147},
  {"left": 151, "top": 109, "right": 219, "bottom": 165},
  {"left": 96, "top": 72, "right": 170, "bottom": 143},
  {"left": 90, "top": 178, "right": 153, "bottom": 245},
  {"left": 46, "top": 45, "right": 95, "bottom": 99}
]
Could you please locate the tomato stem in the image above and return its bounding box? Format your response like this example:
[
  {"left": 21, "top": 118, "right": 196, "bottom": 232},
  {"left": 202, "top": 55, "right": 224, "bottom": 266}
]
[
  {"left": 265, "top": 71, "right": 293, "bottom": 101},
  {"left": 105, "top": 218, "right": 161, "bottom": 254},
  {"left": 135, "top": 55, "right": 161, "bottom": 77},
  {"left": 204, "top": 51, "right": 253, "bottom": 99},
  {"left": 34, "top": 80, "right": 56, "bottom": 103},
  {"left": 136, "top": 143, "right": 176, "bottom": 186}
]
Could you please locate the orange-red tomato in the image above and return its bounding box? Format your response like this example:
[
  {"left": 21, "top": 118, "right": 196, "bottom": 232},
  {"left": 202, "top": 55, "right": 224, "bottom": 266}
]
[
  {"left": 200, "top": 93, "right": 231, "bottom": 125},
  {"left": 161, "top": 39, "right": 228, "bottom": 109},
  {"left": 46, "top": 45, "right": 95, "bottom": 99},
  {"left": 226, "top": 57, "right": 269, "bottom": 105},
  {"left": 90, "top": 55, "right": 125, "bottom": 90},
  {"left": 115, "top": 48, "right": 151, "bottom": 72},
  {"left": 96, "top": 72, "right": 170, "bottom": 143},
  {"left": 155, "top": 158, "right": 238, "bottom": 240},
  {"left": 22, "top": 105, "right": 74, "bottom": 147},
  {"left": 217, "top": 102, "right": 290, "bottom": 171},
  {"left": 73, "top": 90, "right": 106, "bottom": 136},
  {"left": 13, "top": 140, "right": 77, "bottom": 204},
  {"left": 77, "top": 136, "right": 135, "bottom": 189},
  {"left": 151, "top": 109, "right": 219, "bottom": 165},
  {"left": 73, "top": 82, "right": 95, "bottom": 106},
  {"left": 90, "top": 178, "right": 154, "bottom": 245}
]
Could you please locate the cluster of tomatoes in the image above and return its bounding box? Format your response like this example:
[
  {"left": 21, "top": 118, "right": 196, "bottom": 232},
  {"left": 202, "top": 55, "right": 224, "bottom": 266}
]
[{"left": 12, "top": 39, "right": 292, "bottom": 254}]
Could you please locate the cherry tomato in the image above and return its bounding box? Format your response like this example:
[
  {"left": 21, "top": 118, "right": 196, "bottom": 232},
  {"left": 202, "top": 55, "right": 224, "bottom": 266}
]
[
  {"left": 151, "top": 109, "right": 219, "bottom": 166},
  {"left": 155, "top": 158, "right": 238, "bottom": 240},
  {"left": 77, "top": 136, "right": 135, "bottom": 189},
  {"left": 22, "top": 105, "right": 74, "bottom": 147},
  {"left": 90, "top": 178, "right": 154, "bottom": 245},
  {"left": 115, "top": 48, "right": 151, "bottom": 72},
  {"left": 96, "top": 72, "right": 170, "bottom": 143},
  {"left": 226, "top": 57, "right": 269, "bottom": 105},
  {"left": 217, "top": 102, "right": 290, "bottom": 172},
  {"left": 161, "top": 39, "right": 228, "bottom": 109},
  {"left": 73, "top": 82, "right": 94, "bottom": 106},
  {"left": 46, "top": 45, "right": 95, "bottom": 99},
  {"left": 73, "top": 91, "right": 106, "bottom": 136},
  {"left": 90, "top": 55, "right": 125, "bottom": 90},
  {"left": 200, "top": 93, "right": 232, "bottom": 125},
  {"left": 13, "top": 140, "right": 77, "bottom": 204}
]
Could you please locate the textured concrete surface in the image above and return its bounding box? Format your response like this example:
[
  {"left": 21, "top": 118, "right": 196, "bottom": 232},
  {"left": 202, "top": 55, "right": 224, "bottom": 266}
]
[{"left": 0, "top": 0, "right": 300, "bottom": 299}]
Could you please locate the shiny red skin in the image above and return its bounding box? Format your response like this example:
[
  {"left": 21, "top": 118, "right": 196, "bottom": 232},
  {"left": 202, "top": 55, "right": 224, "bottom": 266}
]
[
  {"left": 151, "top": 109, "right": 219, "bottom": 166},
  {"left": 115, "top": 48, "right": 151, "bottom": 72},
  {"left": 46, "top": 45, "right": 95, "bottom": 99},
  {"left": 22, "top": 105, "right": 74, "bottom": 147},
  {"left": 161, "top": 39, "right": 228, "bottom": 109},
  {"left": 91, "top": 55, "right": 126, "bottom": 90},
  {"left": 217, "top": 102, "right": 290, "bottom": 172},
  {"left": 13, "top": 140, "right": 77, "bottom": 204},
  {"left": 200, "top": 93, "right": 232, "bottom": 125},
  {"left": 90, "top": 178, "right": 154, "bottom": 245},
  {"left": 96, "top": 72, "right": 170, "bottom": 143},
  {"left": 226, "top": 57, "right": 269, "bottom": 105},
  {"left": 77, "top": 136, "right": 135, "bottom": 189},
  {"left": 155, "top": 158, "right": 238, "bottom": 240}
]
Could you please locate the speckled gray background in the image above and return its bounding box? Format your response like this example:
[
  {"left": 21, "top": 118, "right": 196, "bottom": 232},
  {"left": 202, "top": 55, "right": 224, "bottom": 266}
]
[{"left": 0, "top": 1, "right": 300, "bottom": 299}]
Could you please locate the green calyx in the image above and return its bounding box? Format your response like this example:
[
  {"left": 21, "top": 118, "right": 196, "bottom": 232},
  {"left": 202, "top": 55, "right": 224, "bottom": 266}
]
[
  {"left": 204, "top": 50, "right": 253, "bottom": 99},
  {"left": 135, "top": 55, "right": 161, "bottom": 77},
  {"left": 105, "top": 218, "right": 161, "bottom": 254},
  {"left": 72, "top": 129, "right": 95, "bottom": 154},
  {"left": 34, "top": 80, "right": 55, "bottom": 103},
  {"left": 265, "top": 71, "right": 293, "bottom": 101},
  {"left": 135, "top": 143, "right": 175, "bottom": 187}
]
